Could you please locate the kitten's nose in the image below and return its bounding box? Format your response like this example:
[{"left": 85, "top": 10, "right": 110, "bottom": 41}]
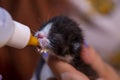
[{"left": 38, "top": 33, "right": 43, "bottom": 38}]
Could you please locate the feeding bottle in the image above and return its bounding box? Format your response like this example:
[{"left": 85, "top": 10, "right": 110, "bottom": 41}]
[{"left": 0, "top": 7, "right": 39, "bottom": 49}]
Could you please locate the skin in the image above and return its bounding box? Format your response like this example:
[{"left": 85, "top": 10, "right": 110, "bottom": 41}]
[{"left": 47, "top": 45, "right": 120, "bottom": 80}]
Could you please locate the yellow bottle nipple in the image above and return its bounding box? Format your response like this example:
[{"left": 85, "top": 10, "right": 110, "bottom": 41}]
[{"left": 28, "top": 34, "right": 39, "bottom": 46}]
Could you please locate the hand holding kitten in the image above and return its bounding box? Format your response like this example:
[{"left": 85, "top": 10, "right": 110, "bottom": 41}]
[{"left": 48, "top": 45, "right": 120, "bottom": 80}]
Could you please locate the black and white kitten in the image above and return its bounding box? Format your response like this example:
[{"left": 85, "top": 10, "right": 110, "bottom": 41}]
[{"left": 34, "top": 16, "right": 98, "bottom": 80}]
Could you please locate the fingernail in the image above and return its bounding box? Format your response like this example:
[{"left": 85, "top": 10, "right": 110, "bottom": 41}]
[
  {"left": 42, "top": 52, "right": 49, "bottom": 58},
  {"left": 42, "top": 50, "right": 49, "bottom": 61},
  {"left": 84, "top": 40, "right": 89, "bottom": 48},
  {"left": 60, "top": 72, "right": 71, "bottom": 80},
  {"left": 61, "top": 72, "right": 82, "bottom": 80}
]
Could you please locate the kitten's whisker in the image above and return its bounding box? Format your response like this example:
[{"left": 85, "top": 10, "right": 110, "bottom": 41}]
[{"left": 48, "top": 43, "right": 55, "bottom": 50}]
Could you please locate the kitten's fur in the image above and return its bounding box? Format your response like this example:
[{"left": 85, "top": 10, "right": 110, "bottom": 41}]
[{"left": 35, "top": 16, "right": 98, "bottom": 80}]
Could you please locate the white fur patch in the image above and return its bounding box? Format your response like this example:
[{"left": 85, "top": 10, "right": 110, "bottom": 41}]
[
  {"left": 42, "top": 23, "right": 53, "bottom": 37},
  {"left": 65, "top": 55, "right": 73, "bottom": 62},
  {"left": 35, "top": 22, "right": 53, "bottom": 38}
]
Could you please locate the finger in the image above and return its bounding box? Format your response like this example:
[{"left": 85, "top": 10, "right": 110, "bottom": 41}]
[
  {"left": 81, "top": 46, "right": 106, "bottom": 76},
  {"left": 48, "top": 55, "right": 89, "bottom": 80},
  {"left": 81, "top": 46, "right": 120, "bottom": 80}
]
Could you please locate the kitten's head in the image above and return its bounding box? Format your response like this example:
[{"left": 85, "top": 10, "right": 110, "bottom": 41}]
[{"left": 35, "top": 16, "right": 84, "bottom": 61}]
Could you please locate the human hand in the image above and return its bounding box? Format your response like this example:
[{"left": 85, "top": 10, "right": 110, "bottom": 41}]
[
  {"left": 47, "top": 54, "right": 89, "bottom": 80},
  {"left": 47, "top": 45, "right": 120, "bottom": 80}
]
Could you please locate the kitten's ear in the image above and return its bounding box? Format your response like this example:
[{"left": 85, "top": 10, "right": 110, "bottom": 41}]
[{"left": 72, "top": 42, "right": 81, "bottom": 53}]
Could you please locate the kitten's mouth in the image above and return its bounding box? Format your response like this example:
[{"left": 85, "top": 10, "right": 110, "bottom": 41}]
[
  {"left": 38, "top": 38, "right": 49, "bottom": 48},
  {"left": 35, "top": 32, "right": 49, "bottom": 48},
  {"left": 35, "top": 38, "right": 51, "bottom": 59}
]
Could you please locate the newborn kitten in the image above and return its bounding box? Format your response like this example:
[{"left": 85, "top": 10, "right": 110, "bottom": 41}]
[{"left": 35, "top": 16, "right": 98, "bottom": 80}]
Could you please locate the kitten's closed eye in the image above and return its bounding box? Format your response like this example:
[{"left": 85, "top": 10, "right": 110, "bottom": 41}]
[{"left": 48, "top": 33, "right": 70, "bottom": 56}]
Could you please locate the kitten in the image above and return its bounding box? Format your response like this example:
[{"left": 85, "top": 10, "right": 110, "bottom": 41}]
[{"left": 35, "top": 16, "right": 98, "bottom": 80}]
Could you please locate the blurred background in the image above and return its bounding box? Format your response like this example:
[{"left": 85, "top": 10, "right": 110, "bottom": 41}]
[{"left": 0, "top": 0, "right": 120, "bottom": 80}]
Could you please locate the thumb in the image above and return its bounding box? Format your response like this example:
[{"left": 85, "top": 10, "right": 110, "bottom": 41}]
[{"left": 48, "top": 55, "right": 89, "bottom": 80}]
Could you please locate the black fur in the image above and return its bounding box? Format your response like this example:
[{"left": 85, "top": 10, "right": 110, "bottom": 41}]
[{"left": 39, "top": 16, "right": 98, "bottom": 80}]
